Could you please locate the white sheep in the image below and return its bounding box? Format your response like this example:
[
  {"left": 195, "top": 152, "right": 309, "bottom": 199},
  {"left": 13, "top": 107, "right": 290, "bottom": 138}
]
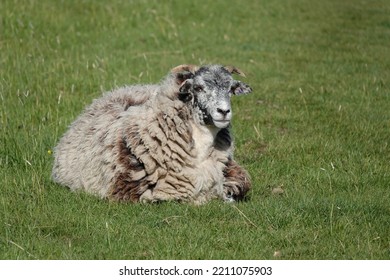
[{"left": 52, "top": 64, "right": 252, "bottom": 204}]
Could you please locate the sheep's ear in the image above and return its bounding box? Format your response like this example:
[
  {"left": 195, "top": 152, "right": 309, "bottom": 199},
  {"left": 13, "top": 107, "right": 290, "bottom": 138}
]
[
  {"left": 171, "top": 64, "right": 199, "bottom": 85},
  {"left": 224, "top": 66, "right": 251, "bottom": 95},
  {"left": 178, "top": 79, "right": 193, "bottom": 102},
  {"left": 171, "top": 64, "right": 199, "bottom": 74},
  {"left": 224, "top": 65, "right": 246, "bottom": 77},
  {"left": 232, "top": 80, "right": 252, "bottom": 95}
]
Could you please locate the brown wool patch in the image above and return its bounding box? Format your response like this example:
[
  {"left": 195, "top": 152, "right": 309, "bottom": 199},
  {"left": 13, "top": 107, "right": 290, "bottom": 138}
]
[
  {"left": 223, "top": 160, "right": 251, "bottom": 201},
  {"left": 110, "top": 173, "right": 143, "bottom": 202},
  {"left": 110, "top": 137, "right": 149, "bottom": 201}
]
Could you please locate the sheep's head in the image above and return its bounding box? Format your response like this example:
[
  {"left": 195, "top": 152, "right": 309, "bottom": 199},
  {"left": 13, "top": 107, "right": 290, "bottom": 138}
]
[{"left": 172, "top": 64, "right": 252, "bottom": 129}]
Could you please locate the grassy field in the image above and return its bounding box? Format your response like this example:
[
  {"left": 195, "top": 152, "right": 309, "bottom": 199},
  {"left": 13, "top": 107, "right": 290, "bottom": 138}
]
[{"left": 1, "top": 0, "right": 389, "bottom": 259}]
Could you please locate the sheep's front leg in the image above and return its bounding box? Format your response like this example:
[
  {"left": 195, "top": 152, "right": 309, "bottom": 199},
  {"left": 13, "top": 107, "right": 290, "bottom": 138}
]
[{"left": 223, "top": 159, "right": 251, "bottom": 202}]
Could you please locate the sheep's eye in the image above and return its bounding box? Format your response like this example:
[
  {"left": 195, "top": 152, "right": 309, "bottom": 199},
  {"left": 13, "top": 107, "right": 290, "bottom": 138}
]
[{"left": 193, "top": 85, "right": 203, "bottom": 93}]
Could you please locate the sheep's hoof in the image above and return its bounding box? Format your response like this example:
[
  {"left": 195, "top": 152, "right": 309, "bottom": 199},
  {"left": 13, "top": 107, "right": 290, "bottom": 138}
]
[{"left": 223, "top": 192, "right": 236, "bottom": 203}]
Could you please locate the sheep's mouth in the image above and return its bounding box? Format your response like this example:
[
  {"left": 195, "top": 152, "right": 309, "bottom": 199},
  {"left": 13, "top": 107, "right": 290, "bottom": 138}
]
[
  {"left": 213, "top": 119, "right": 230, "bottom": 128},
  {"left": 198, "top": 109, "right": 230, "bottom": 128}
]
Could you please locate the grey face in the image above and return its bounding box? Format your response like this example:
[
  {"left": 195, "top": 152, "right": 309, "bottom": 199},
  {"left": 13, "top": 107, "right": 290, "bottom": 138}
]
[{"left": 179, "top": 65, "right": 252, "bottom": 129}]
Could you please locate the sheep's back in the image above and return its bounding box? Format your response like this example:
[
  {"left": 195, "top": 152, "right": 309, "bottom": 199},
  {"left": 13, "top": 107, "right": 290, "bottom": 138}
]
[{"left": 52, "top": 85, "right": 156, "bottom": 196}]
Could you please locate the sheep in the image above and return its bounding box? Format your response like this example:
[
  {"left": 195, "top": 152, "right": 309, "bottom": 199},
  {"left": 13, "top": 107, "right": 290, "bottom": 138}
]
[{"left": 52, "top": 64, "right": 252, "bottom": 204}]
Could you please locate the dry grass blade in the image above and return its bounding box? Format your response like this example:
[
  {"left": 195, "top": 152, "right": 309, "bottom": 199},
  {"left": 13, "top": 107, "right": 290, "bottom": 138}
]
[
  {"left": 8, "top": 240, "right": 36, "bottom": 259},
  {"left": 231, "top": 204, "right": 258, "bottom": 228}
]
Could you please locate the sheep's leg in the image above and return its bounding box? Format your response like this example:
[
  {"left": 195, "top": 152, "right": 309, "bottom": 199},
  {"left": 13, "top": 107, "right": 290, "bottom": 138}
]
[{"left": 223, "top": 160, "right": 251, "bottom": 201}]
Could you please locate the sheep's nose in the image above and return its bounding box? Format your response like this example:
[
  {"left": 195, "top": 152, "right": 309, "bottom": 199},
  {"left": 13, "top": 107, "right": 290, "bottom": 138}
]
[{"left": 217, "top": 108, "right": 231, "bottom": 116}]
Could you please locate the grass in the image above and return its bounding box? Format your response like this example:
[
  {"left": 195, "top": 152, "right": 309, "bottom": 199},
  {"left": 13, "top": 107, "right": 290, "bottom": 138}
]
[{"left": 1, "top": 0, "right": 389, "bottom": 259}]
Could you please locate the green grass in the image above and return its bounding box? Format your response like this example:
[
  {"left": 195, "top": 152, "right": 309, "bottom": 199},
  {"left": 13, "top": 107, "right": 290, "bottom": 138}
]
[{"left": 1, "top": 0, "right": 389, "bottom": 259}]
